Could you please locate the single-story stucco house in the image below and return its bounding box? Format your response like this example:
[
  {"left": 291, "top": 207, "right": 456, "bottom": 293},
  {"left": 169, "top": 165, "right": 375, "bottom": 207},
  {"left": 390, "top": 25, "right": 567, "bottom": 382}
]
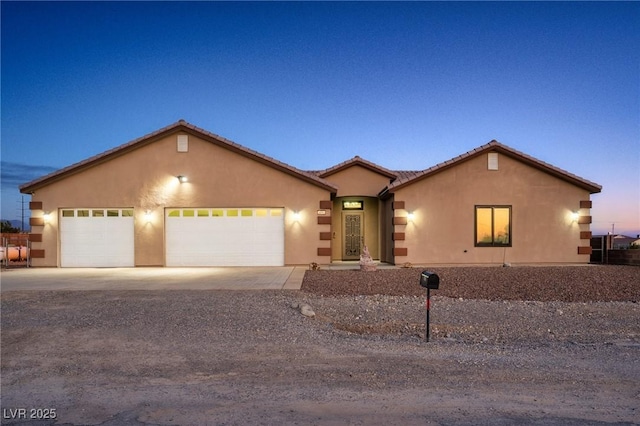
[{"left": 20, "top": 120, "right": 601, "bottom": 267}]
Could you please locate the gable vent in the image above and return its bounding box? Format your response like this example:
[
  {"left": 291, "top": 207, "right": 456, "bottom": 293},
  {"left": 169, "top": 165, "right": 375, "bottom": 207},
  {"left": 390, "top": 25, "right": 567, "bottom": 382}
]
[
  {"left": 177, "top": 135, "right": 189, "bottom": 152},
  {"left": 488, "top": 153, "right": 498, "bottom": 170}
]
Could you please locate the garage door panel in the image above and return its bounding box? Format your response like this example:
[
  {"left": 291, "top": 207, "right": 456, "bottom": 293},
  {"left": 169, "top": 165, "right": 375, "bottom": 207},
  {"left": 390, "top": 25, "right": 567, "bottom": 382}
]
[
  {"left": 61, "top": 209, "right": 134, "bottom": 267},
  {"left": 166, "top": 208, "right": 284, "bottom": 266}
]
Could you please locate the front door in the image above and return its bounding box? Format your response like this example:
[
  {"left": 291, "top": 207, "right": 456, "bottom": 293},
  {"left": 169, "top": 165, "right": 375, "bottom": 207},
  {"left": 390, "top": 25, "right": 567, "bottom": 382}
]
[{"left": 342, "top": 212, "right": 363, "bottom": 260}]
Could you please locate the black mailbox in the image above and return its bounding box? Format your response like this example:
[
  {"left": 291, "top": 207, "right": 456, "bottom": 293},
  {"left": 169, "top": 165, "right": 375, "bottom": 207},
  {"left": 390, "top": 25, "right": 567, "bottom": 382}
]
[{"left": 420, "top": 271, "right": 440, "bottom": 289}]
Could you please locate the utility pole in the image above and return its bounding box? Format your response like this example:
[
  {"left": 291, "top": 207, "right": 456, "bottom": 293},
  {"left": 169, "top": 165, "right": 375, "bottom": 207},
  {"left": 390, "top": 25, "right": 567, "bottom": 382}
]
[
  {"left": 21, "top": 195, "right": 25, "bottom": 232},
  {"left": 16, "top": 196, "right": 28, "bottom": 232}
]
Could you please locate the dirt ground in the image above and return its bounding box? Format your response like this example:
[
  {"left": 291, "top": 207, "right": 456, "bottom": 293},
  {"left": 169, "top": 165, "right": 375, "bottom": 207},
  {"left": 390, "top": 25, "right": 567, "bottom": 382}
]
[{"left": 1, "top": 266, "right": 639, "bottom": 425}]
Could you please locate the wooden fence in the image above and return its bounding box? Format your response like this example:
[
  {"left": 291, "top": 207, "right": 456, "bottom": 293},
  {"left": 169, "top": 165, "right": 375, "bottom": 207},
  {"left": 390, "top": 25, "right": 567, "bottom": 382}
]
[{"left": 1, "top": 233, "right": 30, "bottom": 246}]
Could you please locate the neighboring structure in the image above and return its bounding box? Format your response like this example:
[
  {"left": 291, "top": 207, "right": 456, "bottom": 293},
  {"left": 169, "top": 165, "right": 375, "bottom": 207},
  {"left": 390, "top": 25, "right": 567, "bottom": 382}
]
[
  {"left": 20, "top": 120, "right": 601, "bottom": 267},
  {"left": 609, "top": 234, "right": 640, "bottom": 250},
  {"left": 591, "top": 234, "right": 640, "bottom": 265}
]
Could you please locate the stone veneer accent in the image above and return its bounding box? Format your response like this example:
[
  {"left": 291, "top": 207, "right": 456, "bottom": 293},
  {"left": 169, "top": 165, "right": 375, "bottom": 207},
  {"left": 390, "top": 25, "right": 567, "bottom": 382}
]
[
  {"left": 30, "top": 249, "right": 45, "bottom": 258},
  {"left": 577, "top": 246, "right": 592, "bottom": 255},
  {"left": 578, "top": 216, "right": 592, "bottom": 224},
  {"left": 317, "top": 216, "right": 331, "bottom": 225},
  {"left": 317, "top": 247, "right": 331, "bottom": 256},
  {"left": 30, "top": 217, "right": 44, "bottom": 226},
  {"left": 393, "top": 247, "right": 408, "bottom": 256},
  {"left": 28, "top": 234, "right": 43, "bottom": 242},
  {"left": 392, "top": 201, "right": 405, "bottom": 210},
  {"left": 392, "top": 217, "right": 408, "bottom": 225}
]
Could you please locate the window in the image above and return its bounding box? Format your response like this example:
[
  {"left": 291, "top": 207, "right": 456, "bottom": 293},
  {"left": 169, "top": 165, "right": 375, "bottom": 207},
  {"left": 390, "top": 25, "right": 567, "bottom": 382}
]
[{"left": 475, "top": 206, "right": 511, "bottom": 246}]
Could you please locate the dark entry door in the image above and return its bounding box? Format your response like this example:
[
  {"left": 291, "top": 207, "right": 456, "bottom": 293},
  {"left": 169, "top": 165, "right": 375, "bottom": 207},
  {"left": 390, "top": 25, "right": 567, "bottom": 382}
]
[{"left": 342, "top": 212, "right": 363, "bottom": 260}]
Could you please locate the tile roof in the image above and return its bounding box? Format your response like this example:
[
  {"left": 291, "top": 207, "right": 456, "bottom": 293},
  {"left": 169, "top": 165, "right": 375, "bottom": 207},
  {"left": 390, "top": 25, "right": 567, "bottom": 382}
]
[
  {"left": 19, "top": 122, "right": 601, "bottom": 198},
  {"left": 316, "top": 155, "right": 398, "bottom": 179},
  {"left": 384, "top": 140, "right": 602, "bottom": 194},
  {"left": 20, "top": 120, "right": 337, "bottom": 193}
]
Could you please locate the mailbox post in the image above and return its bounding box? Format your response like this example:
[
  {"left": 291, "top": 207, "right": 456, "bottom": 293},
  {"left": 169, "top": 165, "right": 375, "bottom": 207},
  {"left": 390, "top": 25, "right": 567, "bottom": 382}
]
[{"left": 419, "top": 271, "right": 440, "bottom": 342}]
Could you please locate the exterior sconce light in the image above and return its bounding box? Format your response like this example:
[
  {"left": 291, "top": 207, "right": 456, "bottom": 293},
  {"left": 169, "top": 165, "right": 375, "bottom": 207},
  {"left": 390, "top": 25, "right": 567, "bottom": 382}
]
[
  {"left": 571, "top": 211, "right": 580, "bottom": 222},
  {"left": 144, "top": 210, "right": 153, "bottom": 223},
  {"left": 293, "top": 211, "right": 301, "bottom": 222},
  {"left": 407, "top": 212, "right": 415, "bottom": 222},
  {"left": 43, "top": 212, "right": 51, "bottom": 223},
  {"left": 177, "top": 175, "right": 188, "bottom": 183}
]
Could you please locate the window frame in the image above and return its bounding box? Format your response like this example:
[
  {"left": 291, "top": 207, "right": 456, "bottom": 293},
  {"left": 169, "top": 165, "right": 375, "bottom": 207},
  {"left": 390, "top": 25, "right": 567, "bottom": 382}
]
[{"left": 474, "top": 205, "right": 512, "bottom": 247}]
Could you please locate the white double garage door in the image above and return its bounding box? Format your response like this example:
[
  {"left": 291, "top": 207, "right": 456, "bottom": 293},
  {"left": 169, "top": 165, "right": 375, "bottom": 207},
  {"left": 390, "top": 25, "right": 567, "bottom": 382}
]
[{"left": 60, "top": 207, "right": 284, "bottom": 267}]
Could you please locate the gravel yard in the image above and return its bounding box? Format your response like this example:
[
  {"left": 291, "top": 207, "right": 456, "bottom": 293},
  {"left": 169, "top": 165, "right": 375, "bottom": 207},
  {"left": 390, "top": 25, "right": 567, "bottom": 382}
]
[{"left": 1, "top": 265, "right": 639, "bottom": 425}]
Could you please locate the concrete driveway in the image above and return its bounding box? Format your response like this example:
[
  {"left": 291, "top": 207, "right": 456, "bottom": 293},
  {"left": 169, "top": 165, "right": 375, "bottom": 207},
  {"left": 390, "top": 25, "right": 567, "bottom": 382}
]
[{"left": 0, "top": 266, "right": 306, "bottom": 291}]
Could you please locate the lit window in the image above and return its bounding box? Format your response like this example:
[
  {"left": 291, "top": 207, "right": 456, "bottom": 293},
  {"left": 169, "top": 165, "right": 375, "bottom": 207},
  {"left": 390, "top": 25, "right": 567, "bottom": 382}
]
[
  {"left": 197, "top": 209, "right": 209, "bottom": 217},
  {"left": 226, "top": 209, "right": 238, "bottom": 217},
  {"left": 122, "top": 209, "right": 133, "bottom": 217},
  {"left": 475, "top": 206, "right": 511, "bottom": 246},
  {"left": 62, "top": 210, "right": 74, "bottom": 217},
  {"left": 78, "top": 210, "right": 90, "bottom": 217},
  {"left": 211, "top": 209, "right": 223, "bottom": 217},
  {"left": 168, "top": 210, "right": 180, "bottom": 217},
  {"left": 107, "top": 210, "right": 119, "bottom": 217},
  {"left": 183, "top": 210, "right": 195, "bottom": 217},
  {"left": 92, "top": 210, "right": 104, "bottom": 217},
  {"left": 241, "top": 209, "right": 253, "bottom": 217}
]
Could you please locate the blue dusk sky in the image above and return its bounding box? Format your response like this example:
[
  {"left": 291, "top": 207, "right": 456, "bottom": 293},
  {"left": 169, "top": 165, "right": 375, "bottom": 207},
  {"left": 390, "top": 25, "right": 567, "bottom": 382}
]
[{"left": 1, "top": 1, "right": 639, "bottom": 236}]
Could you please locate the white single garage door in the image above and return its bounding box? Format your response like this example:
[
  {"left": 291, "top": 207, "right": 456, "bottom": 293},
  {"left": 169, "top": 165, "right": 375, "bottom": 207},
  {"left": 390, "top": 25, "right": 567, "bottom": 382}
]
[
  {"left": 165, "top": 208, "right": 284, "bottom": 266},
  {"left": 60, "top": 208, "right": 135, "bottom": 267}
]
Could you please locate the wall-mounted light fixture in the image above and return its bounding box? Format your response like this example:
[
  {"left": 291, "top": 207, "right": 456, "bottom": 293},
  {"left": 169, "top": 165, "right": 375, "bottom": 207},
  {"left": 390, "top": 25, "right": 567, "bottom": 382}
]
[
  {"left": 407, "top": 211, "right": 415, "bottom": 222},
  {"left": 177, "top": 175, "right": 188, "bottom": 183},
  {"left": 571, "top": 211, "right": 580, "bottom": 222},
  {"left": 144, "top": 210, "right": 153, "bottom": 223},
  {"left": 43, "top": 212, "right": 51, "bottom": 223},
  {"left": 293, "top": 211, "right": 301, "bottom": 222}
]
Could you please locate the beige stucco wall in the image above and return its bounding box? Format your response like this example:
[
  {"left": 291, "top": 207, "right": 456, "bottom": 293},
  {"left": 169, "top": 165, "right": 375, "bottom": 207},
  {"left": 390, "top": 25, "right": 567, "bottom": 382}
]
[
  {"left": 391, "top": 152, "right": 593, "bottom": 264},
  {"left": 29, "top": 132, "right": 332, "bottom": 266},
  {"left": 324, "top": 165, "right": 391, "bottom": 197}
]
